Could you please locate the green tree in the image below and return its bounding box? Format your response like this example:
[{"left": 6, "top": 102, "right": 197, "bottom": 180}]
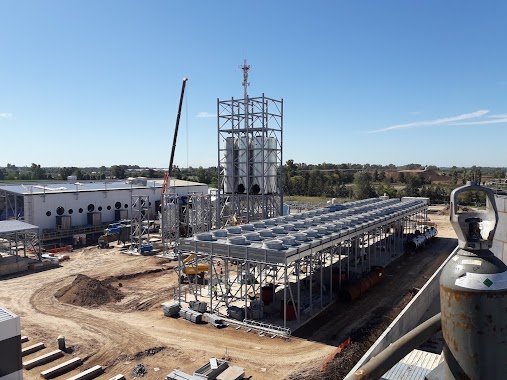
[
  {"left": 353, "top": 171, "right": 376, "bottom": 199},
  {"left": 111, "top": 165, "right": 126, "bottom": 179},
  {"left": 30, "top": 163, "right": 46, "bottom": 180}
]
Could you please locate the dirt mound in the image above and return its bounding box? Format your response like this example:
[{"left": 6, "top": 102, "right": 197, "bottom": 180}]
[{"left": 55, "top": 274, "right": 124, "bottom": 307}]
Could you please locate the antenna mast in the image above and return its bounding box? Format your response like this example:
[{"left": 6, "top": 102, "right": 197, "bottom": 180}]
[{"left": 240, "top": 59, "right": 250, "bottom": 132}]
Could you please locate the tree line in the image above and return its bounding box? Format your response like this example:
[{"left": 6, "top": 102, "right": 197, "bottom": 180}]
[{"left": 1, "top": 161, "right": 505, "bottom": 205}]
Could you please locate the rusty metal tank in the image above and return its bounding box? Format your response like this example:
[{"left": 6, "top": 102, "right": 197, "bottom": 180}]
[{"left": 440, "top": 182, "right": 507, "bottom": 379}]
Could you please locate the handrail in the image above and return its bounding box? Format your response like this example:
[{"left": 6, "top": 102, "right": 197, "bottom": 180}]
[{"left": 344, "top": 312, "right": 441, "bottom": 380}]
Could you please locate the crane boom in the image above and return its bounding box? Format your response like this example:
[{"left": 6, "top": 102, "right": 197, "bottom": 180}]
[{"left": 162, "top": 77, "right": 188, "bottom": 195}]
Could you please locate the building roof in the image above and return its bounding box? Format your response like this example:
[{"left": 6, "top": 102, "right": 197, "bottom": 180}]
[
  {"left": 0, "top": 179, "right": 206, "bottom": 195},
  {"left": 0, "top": 220, "right": 40, "bottom": 234}
]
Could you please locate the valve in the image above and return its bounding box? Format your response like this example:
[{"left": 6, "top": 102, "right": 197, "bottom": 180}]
[{"left": 449, "top": 181, "right": 498, "bottom": 251}]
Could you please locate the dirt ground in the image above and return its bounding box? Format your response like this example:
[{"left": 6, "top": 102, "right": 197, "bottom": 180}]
[{"left": 0, "top": 209, "right": 456, "bottom": 380}]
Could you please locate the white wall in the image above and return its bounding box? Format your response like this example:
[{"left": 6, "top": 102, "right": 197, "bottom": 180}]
[
  {"left": 20, "top": 183, "right": 208, "bottom": 231},
  {"left": 25, "top": 187, "right": 162, "bottom": 230}
]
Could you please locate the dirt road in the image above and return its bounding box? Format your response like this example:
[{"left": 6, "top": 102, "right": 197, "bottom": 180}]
[{"left": 0, "top": 212, "right": 456, "bottom": 380}]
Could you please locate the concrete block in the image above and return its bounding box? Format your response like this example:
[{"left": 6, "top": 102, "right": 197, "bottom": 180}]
[
  {"left": 22, "top": 350, "right": 63, "bottom": 370},
  {"left": 65, "top": 365, "right": 103, "bottom": 380},
  {"left": 21, "top": 342, "right": 45, "bottom": 356},
  {"left": 40, "top": 357, "right": 82, "bottom": 379},
  {"left": 108, "top": 375, "right": 126, "bottom": 380}
]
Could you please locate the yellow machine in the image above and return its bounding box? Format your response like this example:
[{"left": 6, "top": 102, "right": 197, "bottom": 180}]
[{"left": 181, "top": 253, "right": 210, "bottom": 279}]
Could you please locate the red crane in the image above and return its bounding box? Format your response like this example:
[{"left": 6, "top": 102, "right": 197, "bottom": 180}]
[{"left": 162, "top": 77, "right": 188, "bottom": 196}]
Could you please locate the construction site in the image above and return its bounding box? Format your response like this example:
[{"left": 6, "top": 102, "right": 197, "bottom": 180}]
[{"left": 0, "top": 65, "right": 462, "bottom": 380}]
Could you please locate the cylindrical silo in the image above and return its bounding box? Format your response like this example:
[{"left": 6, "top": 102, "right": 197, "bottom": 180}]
[
  {"left": 266, "top": 137, "right": 277, "bottom": 194},
  {"left": 237, "top": 136, "right": 249, "bottom": 193},
  {"left": 251, "top": 135, "right": 264, "bottom": 194},
  {"left": 223, "top": 137, "right": 236, "bottom": 194}
]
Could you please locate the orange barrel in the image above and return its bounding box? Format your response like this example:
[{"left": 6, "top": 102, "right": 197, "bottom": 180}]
[
  {"left": 332, "top": 272, "right": 348, "bottom": 288},
  {"left": 280, "top": 300, "right": 297, "bottom": 320},
  {"left": 368, "top": 268, "right": 383, "bottom": 286},
  {"left": 342, "top": 282, "right": 361, "bottom": 302}
]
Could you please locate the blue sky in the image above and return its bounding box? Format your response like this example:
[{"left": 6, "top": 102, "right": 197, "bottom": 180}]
[{"left": 1, "top": 1, "right": 506, "bottom": 169}]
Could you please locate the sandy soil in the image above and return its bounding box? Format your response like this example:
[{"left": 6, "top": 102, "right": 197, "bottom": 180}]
[{"left": 1, "top": 211, "right": 457, "bottom": 380}]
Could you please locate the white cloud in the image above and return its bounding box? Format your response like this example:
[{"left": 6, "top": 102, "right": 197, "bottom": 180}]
[
  {"left": 368, "top": 110, "right": 489, "bottom": 133},
  {"left": 0, "top": 113, "right": 13, "bottom": 119},
  {"left": 489, "top": 114, "right": 507, "bottom": 119},
  {"left": 451, "top": 118, "right": 507, "bottom": 126},
  {"left": 196, "top": 112, "right": 216, "bottom": 118}
]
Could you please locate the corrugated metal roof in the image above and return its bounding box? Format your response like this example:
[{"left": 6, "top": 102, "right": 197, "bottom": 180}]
[
  {"left": 381, "top": 349, "right": 442, "bottom": 380},
  {"left": 0, "top": 220, "right": 40, "bottom": 234},
  {"left": 0, "top": 179, "right": 207, "bottom": 195}
]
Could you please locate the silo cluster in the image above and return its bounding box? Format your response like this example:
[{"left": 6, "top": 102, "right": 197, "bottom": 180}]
[{"left": 223, "top": 135, "right": 278, "bottom": 195}]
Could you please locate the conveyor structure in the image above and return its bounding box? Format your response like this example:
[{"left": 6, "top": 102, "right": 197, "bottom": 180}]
[{"left": 177, "top": 197, "right": 428, "bottom": 334}]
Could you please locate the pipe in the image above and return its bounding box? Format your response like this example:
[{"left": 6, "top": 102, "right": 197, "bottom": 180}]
[
  {"left": 344, "top": 312, "right": 441, "bottom": 380},
  {"left": 406, "top": 235, "right": 426, "bottom": 251}
]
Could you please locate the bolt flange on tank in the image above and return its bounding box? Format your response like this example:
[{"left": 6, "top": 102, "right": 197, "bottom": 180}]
[{"left": 440, "top": 181, "right": 507, "bottom": 379}]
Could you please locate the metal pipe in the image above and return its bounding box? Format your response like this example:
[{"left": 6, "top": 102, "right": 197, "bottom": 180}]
[{"left": 344, "top": 312, "right": 441, "bottom": 380}]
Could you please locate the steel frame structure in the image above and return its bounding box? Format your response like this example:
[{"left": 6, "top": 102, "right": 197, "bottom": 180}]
[
  {"left": 0, "top": 190, "right": 24, "bottom": 221},
  {"left": 161, "top": 193, "right": 214, "bottom": 255},
  {"left": 0, "top": 221, "right": 41, "bottom": 261},
  {"left": 130, "top": 195, "right": 150, "bottom": 253},
  {"left": 217, "top": 94, "right": 283, "bottom": 226},
  {"left": 177, "top": 198, "right": 429, "bottom": 336}
]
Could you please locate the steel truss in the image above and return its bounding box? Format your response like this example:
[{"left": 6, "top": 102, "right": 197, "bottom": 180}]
[
  {"left": 161, "top": 193, "right": 215, "bottom": 255},
  {"left": 177, "top": 198, "right": 429, "bottom": 334},
  {"left": 130, "top": 195, "right": 150, "bottom": 253},
  {"left": 217, "top": 94, "right": 283, "bottom": 226},
  {"left": 0, "top": 190, "right": 25, "bottom": 221}
]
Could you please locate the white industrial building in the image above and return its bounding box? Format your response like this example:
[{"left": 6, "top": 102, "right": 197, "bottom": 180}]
[{"left": 0, "top": 179, "right": 208, "bottom": 243}]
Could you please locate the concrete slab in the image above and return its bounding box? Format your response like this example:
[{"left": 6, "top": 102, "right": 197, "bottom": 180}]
[
  {"left": 40, "top": 357, "right": 82, "bottom": 379},
  {"left": 22, "top": 350, "right": 63, "bottom": 370},
  {"left": 21, "top": 342, "right": 45, "bottom": 356},
  {"left": 65, "top": 365, "right": 103, "bottom": 380}
]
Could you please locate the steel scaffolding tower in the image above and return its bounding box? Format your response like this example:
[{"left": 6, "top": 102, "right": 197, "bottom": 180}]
[
  {"left": 130, "top": 195, "right": 150, "bottom": 253},
  {"left": 161, "top": 193, "right": 215, "bottom": 255},
  {"left": 217, "top": 62, "right": 283, "bottom": 226}
]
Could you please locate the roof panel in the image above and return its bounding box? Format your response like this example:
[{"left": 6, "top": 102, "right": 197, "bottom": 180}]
[{"left": 0, "top": 220, "right": 40, "bottom": 234}]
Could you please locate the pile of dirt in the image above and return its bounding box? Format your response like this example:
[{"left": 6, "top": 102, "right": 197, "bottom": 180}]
[{"left": 55, "top": 274, "right": 124, "bottom": 307}]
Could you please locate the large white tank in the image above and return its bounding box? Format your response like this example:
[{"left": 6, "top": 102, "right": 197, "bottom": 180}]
[
  {"left": 251, "top": 135, "right": 264, "bottom": 194},
  {"left": 237, "top": 136, "right": 250, "bottom": 193},
  {"left": 223, "top": 137, "right": 236, "bottom": 194},
  {"left": 266, "top": 137, "right": 278, "bottom": 194}
]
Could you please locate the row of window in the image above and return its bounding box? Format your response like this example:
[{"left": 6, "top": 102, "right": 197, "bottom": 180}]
[{"left": 46, "top": 201, "right": 152, "bottom": 217}]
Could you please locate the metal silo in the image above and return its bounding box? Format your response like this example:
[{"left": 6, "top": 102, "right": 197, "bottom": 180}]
[
  {"left": 266, "top": 137, "right": 277, "bottom": 194},
  {"left": 251, "top": 135, "right": 264, "bottom": 194},
  {"left": 223, "top": 137, "right": 236, "bottom": 194},
  {"left": 237, "top": 136, "right": 249, "bottom": 193}
]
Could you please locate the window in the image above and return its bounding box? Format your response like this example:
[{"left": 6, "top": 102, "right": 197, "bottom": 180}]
[{"left": 56, "top": 207, "right": 64, "bottom": 216}]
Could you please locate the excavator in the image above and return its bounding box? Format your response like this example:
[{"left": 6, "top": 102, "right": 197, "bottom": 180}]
[{"left": 179, "top": 253, "right": 210, "bottom": 283}]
